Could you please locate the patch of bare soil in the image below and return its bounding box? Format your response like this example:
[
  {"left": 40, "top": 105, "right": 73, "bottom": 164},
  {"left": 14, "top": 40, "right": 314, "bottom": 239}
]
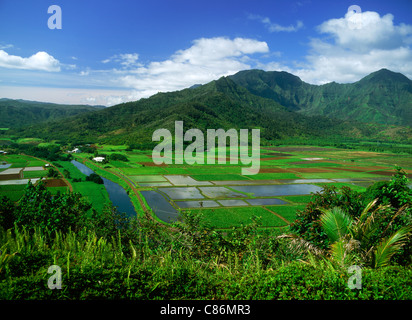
[
  {"left": 44, "top": 179, "right": 68, "bottom": 187},
  {"left": 291, "top": 168, "right": 336, "bottom": 173},
  {"left": 258, "top": 168, "right": 293, "bottom": 173},
  {"left": 139, "top": 162, "right": 168, "bottom": 167}
]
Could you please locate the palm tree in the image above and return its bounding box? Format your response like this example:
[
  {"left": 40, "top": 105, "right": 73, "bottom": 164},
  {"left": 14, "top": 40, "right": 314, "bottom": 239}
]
[{"left": 319, "top": 199, "right": 412, "bottom": 268}]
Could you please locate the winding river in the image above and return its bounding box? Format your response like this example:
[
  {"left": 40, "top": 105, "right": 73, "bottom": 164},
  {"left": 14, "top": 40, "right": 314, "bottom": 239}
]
[{"left": 71, "top": 160, "right": 137, "bottom": 217}]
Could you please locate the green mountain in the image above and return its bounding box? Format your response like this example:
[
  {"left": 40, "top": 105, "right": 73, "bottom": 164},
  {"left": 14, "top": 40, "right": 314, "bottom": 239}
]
[
  {"left": 0, "top": 98, "right": 104, "bottom": 128},
  {"left": 229, "top": 68, "right": 412, "bottom": 126},
  {"left": 10, "top": 74, "right": 411, "bottom": 145}
]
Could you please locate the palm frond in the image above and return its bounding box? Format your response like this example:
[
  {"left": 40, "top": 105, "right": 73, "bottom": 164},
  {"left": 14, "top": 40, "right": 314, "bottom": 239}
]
[
  {"left": 374, "top": 225, "right": 412, "bottom": 268},
  {"left": 380, "top": 204, "right": 409, "bottom": 237},
  {"left": 329, "top": 238, "right": 358, "bottom": 267},
  {"left": 358, "top": 199, "right": 379, "bottom": 223},
  {"left": 319, "top": 207, "right": 353, "bottom": 243},
  {"left": 277, "top": 233, "right": 324, "bottom": 256}
]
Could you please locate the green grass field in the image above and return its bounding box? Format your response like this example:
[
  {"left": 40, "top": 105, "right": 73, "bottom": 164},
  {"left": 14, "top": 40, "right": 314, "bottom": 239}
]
[
  {"left": 72, "top": 143, "right": 412, "bottom": 229},
  {"left": 0, "top": 185, "right": 27, "bottom": 201},
  {"left": 23, "top": 170, "right": 48, "bottom": 179},
  {"left": 191, "top": 206, "right": 289, "bottom": 228},
  {"left": 2, "top": 143, "right": 411, "bottom": 229}
]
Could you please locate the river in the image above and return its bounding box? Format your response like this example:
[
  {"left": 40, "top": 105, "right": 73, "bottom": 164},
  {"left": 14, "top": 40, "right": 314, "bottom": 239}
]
[{"left": 71, "top": 160, "right": 137, "bottom": 217}]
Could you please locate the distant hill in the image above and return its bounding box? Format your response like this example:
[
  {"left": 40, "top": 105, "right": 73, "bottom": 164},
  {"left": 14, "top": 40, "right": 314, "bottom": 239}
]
[
  {"left": 11, "top": 72, "right": 412, "bottom": 145},
  {"left": 229, "top": 68, "right": 412, "bottom": 126},
  {"left": 0, "top": 98, "right": 105, "bottom": 128}
]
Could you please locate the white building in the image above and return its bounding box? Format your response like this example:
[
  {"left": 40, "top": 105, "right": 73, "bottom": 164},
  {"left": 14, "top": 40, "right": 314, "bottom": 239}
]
[{"left": 92, "top": 157, "right": 105, "bottom": 162}]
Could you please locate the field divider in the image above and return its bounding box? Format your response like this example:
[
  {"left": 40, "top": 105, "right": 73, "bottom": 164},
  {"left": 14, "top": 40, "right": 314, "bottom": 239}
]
[
  {"left": 261, "top": 206, "right": 290, "bottom": 225},
  {"left": 23, "top": 154, "right": 73, "bottom": 192}
]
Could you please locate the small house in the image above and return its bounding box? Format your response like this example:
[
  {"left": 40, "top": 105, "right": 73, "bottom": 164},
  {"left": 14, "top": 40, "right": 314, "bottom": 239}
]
[{"left": 92, "top": 157, "right": 105, "bottom": 163}]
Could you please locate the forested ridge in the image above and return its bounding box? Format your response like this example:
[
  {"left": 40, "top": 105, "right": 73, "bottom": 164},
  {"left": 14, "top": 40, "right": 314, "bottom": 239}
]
[{"left": 6, "top": 69, "right": 412, "bottom": 145}]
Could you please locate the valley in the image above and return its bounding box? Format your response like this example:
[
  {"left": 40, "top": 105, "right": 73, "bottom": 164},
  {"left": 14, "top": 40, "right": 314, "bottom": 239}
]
[
  {"left": 1, "top": 67, "right": 412, "bottom": 301},
  {"left": 2, "top": 141, "right": 411, "bottom": 229}
]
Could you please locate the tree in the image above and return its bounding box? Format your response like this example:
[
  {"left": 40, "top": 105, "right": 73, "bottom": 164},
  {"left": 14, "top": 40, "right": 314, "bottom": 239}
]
[
  {"left": 291, "top": 167, "right": 412, "bottom": 250},
  {"left": 14, "top": 181, "right": 92, "bottom": 233},
  {"left": 363, "top": 167, "right": 412, "bottom": 208},
  {"left": 318, "top": 201, "right": 412, "bottom": 268},
  {"left": 290, "top": 184, "right": 364, "bottom": 249},
  {"left": 86, "top": 173, "right": 104, "bottom": 184},
  {"left": 47, "top": 167, "right": 59, "bottom": 178},
  {"left": 0, "top": 196, "right": 15, "bottom": 230}
]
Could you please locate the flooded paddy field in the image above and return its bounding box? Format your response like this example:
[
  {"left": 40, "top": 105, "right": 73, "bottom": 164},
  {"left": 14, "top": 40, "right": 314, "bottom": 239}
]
[
  {"left": 134, "top": 145, "right": 408, "bottom": 227},
  {"left": 4, "top": 144, "right": 410, "bottom": 229}
]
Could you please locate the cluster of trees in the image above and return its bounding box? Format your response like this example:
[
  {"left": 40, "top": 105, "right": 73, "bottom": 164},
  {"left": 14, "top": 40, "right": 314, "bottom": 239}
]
[
  {"left": 2, "top": 143, "right": 70, "bottom": 161},
  {"left": 85, "top": 173, "right": 104, "bottom": 184},
  {"left": 0, "top": 168, "right": 411, "bottom": 299}
]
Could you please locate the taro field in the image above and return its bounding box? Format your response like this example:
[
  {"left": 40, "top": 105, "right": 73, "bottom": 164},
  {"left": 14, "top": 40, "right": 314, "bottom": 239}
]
[
  {"left": 70, "top": 144, "right": 412, "bottom": 229},
  {"left": 0, "top": 154, "right": 68, "bottom": 201}
]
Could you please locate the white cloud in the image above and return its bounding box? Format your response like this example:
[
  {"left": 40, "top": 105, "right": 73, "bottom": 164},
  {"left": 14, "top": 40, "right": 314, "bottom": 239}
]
[
  {"left": 249, "top": 14, "right": 304, "bottom": 32},
  {"left": 286, "top": 11, "right": 412, "bottom": 84},
  {"left": 117, "top": 37, "right": 269, "bottom": 99},
  {"left": 0, "top": 43, "right": 13, "bottom": 50},
  {"left": 0, "top": 50, "right": 61, "bottom": 72},
  {"left": 318, "top": 11, "right": 412, "bottom": 52},
  {"left": 101, "top": 53, "right": 140, "bottom": 69}
]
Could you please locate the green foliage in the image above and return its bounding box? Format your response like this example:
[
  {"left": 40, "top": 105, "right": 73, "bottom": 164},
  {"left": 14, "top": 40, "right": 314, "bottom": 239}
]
[
  {"left": 109, "top": 153, "right": 128, "bottom": 162},
  {"left": 230, "top": 68, "right": 412, "bottom": 127},
  {"left": 0, "top": 98, "right": 103, "bottom": 129},
  {"left": 11, "top": 181, "right": 92, "bottom": 233},
  {"left": 290, "top": 184, "right": 363, "bottom": 249},
  {"left": 318, "top": 202, "right": 412, "bottom": 268},
  {"left": 47, "top": 167, "right": 60, "bottom": 178},
  {"left": 319, "top": 207, "right": 353, "bottom": 243},
  {"left": 0, "top": 166, "right": 412, "bottom": 299},
  {"left": 9, "top": 72, "right": 412, "bottom": 145},
  {"left": 363, "top": 167, "right": 412, "bottom": 208},
  {"left": 291, "top": 168, "right": 412, "bottom": 268},
  {"left": 0, "top": 196, "right": 15, "bottom": 230},
  {"left": 85, "top": 173, "right": 104, "bottom": 184}
]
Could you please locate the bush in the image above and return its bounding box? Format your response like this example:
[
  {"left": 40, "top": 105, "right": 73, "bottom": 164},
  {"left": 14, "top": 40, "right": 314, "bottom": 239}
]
[
  {"left": 109, "top": 153, "right": 128, "bottom": 162},
  {"left": 363, "top": 167, "right": 412, "bottom": 208},
  {"left": 85, "top": 173, "right": 104, "bottom": 184},
  {"left": 11, "top": 181, "right": 92, "bottom": 232},
  {"left": 290, "top": 184, "right": 363, "bottom": 249}
]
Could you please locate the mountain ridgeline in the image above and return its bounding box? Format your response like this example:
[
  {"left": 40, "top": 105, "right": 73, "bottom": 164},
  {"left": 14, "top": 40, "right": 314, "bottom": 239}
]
[
  {"left": 4, "top": 68, "right": 412, "bottom": 145},
  {"left": 0, "top": 99, "right": 105, "bottom": 129},
  {"left": 229, "top": 68, "right": 412, "bottom": 126}
]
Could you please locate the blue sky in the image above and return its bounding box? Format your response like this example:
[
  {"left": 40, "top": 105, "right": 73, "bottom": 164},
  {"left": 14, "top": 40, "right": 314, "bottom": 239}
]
[{"left": 0, "top": 0, "right": 411, "bottom": 105}]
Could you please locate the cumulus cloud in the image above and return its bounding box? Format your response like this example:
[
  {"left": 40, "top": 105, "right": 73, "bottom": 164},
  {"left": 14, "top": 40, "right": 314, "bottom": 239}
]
[
  {"left": 318, "top": 11, "right": 412, "bottom": 52},
  {"left": 291, "top": 10, "right": 412, "bottom": 84},
  {"left": 0, "top": 50, "right": 61, "bottom": 72},
  {"left": 117, "top": 37, "right": 269, "bottom": 99}
]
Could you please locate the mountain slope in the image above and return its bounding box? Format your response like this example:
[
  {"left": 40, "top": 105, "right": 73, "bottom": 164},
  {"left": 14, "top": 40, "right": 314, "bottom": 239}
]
[
  {"left": 229, "top": 69, "right": 412, "bottom": 126},
  {"left": 0, "top": 99, "right": 104, "bottom": 128},
  {"left": 12, "top": 77, "right": 375, "bottom": 145}
]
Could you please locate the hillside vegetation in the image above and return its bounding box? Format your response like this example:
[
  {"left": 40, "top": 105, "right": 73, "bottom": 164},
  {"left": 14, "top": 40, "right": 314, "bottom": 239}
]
[
  {"left": 6, "top": 69, "right": 412, "bottom": 145},
  {"left": 1, "top": 168, "right": 411, "bottom": 299},
  {"left": 230, "top": 68, "right": 412, "bottom": 126},
  {"left": 0, "top": 98, "right": 104, "bottom": 129}
]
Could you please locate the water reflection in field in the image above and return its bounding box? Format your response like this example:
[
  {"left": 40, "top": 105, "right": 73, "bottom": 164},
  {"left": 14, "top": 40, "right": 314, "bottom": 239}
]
[
  {"left": 141, "top": 190, "right": 179, "bottom": 223},
  {"left": 230, "top": 184, "right": 323, "bottom": 197}
]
